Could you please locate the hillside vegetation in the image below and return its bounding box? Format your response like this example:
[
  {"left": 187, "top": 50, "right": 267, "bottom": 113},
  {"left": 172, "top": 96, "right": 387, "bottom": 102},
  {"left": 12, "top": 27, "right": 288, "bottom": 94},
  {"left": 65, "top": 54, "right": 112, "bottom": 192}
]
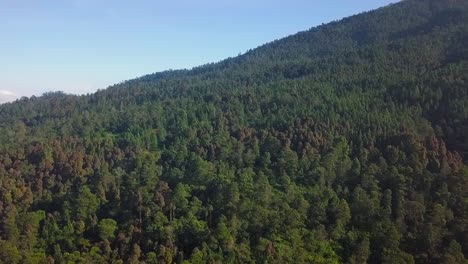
[{"left": 0, "top": 0, "right": 468, "bottom": 263}]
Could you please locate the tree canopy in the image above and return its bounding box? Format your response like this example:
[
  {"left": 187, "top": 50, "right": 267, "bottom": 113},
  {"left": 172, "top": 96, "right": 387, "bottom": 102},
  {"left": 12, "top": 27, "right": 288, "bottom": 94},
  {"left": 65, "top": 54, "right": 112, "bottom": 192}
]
[{"left": 0, "top": 0, "right": 467, "bottom": 263}]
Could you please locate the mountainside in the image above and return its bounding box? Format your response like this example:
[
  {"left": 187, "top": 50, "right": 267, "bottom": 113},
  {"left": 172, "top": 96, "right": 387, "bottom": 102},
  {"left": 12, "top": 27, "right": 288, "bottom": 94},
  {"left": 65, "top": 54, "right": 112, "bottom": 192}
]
[{"left": 1, "top": 0, "right": 468, "bottom": 263}]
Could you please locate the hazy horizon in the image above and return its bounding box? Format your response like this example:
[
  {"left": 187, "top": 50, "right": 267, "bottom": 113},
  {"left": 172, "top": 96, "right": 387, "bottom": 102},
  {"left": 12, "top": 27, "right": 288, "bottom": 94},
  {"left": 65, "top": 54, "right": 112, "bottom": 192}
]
[{"left": 0, "top": 0, "right": 397, "bottom": 103}]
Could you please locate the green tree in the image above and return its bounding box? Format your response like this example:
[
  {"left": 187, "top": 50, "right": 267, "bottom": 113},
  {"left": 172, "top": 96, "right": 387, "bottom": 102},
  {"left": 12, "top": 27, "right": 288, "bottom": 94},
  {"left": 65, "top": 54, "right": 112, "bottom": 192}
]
[{"left": 98, "top": 218, "right": 118, "bottom": 241}]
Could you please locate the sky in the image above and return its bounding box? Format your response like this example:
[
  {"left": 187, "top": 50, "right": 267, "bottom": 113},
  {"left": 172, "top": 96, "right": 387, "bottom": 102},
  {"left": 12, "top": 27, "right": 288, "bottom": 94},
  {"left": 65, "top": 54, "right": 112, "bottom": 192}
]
[{"left": 0, "top": 0, "right": 397, "bottom": 102}]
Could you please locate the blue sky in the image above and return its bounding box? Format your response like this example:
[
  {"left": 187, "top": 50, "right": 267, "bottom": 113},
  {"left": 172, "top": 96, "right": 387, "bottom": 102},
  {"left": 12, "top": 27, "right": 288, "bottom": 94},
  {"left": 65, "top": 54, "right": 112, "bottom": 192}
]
[{"left": 0, "top": 0, "right": 397, "bottom": 101}]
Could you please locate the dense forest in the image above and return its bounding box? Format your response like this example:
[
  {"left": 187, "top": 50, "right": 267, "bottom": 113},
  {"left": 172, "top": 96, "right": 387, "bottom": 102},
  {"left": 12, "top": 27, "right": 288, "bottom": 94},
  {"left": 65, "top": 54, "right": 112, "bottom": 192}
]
[{"left": 1, "top": 0, "right": 468, "bottom": 263}]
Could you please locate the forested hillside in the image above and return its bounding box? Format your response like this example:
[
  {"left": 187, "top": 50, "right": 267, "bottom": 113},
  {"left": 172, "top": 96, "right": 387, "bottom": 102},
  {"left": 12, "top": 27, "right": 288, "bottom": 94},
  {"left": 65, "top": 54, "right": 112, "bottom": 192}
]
[{"left": 1, "top": 0, "right": 468, "bottom": 263}]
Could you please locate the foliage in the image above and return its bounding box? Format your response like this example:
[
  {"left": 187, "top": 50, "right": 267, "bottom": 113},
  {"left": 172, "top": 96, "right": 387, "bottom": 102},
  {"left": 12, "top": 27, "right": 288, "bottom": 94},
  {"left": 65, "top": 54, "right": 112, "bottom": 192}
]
[{"left": 0, "top": 0, "right": 467, "bottom": 263}]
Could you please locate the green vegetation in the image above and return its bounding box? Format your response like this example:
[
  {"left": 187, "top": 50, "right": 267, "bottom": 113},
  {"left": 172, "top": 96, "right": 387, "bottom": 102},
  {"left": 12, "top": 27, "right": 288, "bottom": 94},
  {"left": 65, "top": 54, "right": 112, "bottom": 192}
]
[{"left": 0, "top": 0, "right": 468, "bottom": 263}]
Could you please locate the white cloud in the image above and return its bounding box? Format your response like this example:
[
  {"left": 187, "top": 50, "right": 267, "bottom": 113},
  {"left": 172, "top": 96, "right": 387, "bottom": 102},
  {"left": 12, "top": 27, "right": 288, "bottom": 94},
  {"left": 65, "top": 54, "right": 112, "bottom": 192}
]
[{"left": 0, "top": 90, "right": 18, "bottom": 104}]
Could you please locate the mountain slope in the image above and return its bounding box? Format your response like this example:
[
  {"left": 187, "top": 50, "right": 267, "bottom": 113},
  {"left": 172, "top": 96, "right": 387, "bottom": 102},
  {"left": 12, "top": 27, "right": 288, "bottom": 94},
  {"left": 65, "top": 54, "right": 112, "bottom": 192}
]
[{"left": 0, "top": 0, "right": 468, "bottom": 263}]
